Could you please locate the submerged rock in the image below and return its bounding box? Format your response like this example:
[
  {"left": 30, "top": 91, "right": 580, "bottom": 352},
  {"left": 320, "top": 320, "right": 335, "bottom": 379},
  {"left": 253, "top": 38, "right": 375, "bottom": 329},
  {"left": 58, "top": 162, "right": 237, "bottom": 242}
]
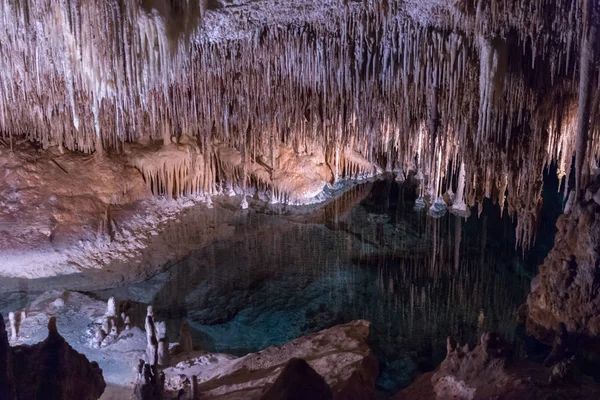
[
  {"left": 393, "top": 332, "right": 600, "bottom": 400},
  {"left": 164, "top": 320, "right": 378, "bottom": 399},
  {"left": 526, "top": 187, "right": 600, "bottom": 352}
]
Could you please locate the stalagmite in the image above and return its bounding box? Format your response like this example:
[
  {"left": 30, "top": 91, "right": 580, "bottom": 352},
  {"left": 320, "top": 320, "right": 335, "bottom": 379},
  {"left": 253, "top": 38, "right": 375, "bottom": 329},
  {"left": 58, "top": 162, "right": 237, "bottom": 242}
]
[
  {"left": 101, "top": 317, "right": 111, "bottom": 339},
  {"left": 133, "top": 361, "right": 165, "bottom": 400},
  {"left": 8, "top": 313, "right": 17, "bottom": 343},
  {"left": 124, "top": 316, "right": 132, "bottom": 331},
  {"left": 94, "top": 326, "right": 107, "bottom": 349},
  {"left": 154, "top": 321, "right": 169, "bottom": 367},
  {"left": 157, "top": 337, "right": 169, "bottom": 368},
  {"left": 179, "top": 321, "right": 194, "bottom": 353},
  {"left": 106, "top": 297, "right": 117, "bottom": 317},
  {"left": 145, "top": 314, "right": 158, "bottom": 366},
  {"left": 48, "top": 317, "right": 58, "bottom": 334}
]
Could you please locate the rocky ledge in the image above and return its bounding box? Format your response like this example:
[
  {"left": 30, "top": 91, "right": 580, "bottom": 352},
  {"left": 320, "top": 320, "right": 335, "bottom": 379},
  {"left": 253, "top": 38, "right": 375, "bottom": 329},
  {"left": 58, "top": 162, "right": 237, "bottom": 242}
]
[
  {"left": 393, "top": 332, "right": 600, "bottom": 400},
  {"left": 526, "top": 185, "right": 600, "bottom": 355},
  {"left": 0, "top": 314, "right": 106, "bottom": 400},
  {"left": 162, "top": 319, "right": 378, "bottom": 399}
]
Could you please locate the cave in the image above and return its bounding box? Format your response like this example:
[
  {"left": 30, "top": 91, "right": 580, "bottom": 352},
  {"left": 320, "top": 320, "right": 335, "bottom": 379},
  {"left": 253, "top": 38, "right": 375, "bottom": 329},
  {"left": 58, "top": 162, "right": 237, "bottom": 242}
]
[{"left": 1, "top": 0, "right": 600, "bottom": 399}]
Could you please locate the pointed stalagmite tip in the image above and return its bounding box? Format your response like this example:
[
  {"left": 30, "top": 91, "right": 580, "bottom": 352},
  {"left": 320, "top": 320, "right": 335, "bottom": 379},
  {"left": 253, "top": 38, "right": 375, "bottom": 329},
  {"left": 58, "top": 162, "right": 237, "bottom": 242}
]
[
  {"left": 48, "top": 316, "right": 58, "bottom": 333},
  {"left": 446, "top": 336, "right": 457, "bottom": 354}
]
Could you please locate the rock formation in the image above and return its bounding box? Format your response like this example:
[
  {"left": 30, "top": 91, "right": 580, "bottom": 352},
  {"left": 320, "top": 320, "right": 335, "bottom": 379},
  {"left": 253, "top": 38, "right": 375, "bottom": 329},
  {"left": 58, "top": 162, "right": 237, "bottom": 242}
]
[
  {"left": 133, "top": 360, "right": 165, "bottom": 400},
  {"left": 259, "top": 358, "right": 333, "bottom": 400},
  {"left": 2, "top": 316, "right": 106, "bottom": 400},
  {"left": 0, "top": 0, "right": 598, "bottom": 254},
  {"left": 0, "top": 314, "right": 15, "bottom": 400},
  {"left": 163, "top": 320, "right": 378, "bottom": 399},
  {"left": 8, "top": 312, "right": 17, "bottom": 343},
  {"left": 394, "top": 332, "right": 600, "bottom": 400},
  {"left": 145, "top": 312, "right": 159, "bottom": 366},
  {"left": 157, "top": 335, "right": 170, "bottom": 368},
  {"left": 526, "top": 184, "right": 600, "bottom": 351},
  {"left": 178, "top": 321, "right": 194, "bottom": 354}
]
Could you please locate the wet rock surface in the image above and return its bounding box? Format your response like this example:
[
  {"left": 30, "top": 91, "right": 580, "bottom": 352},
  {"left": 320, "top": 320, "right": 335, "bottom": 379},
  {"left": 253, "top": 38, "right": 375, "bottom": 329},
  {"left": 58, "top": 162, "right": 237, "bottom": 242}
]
[
  {"left": 393, "top": 332, "right": 600, "bottom": 400},
  {"left": 526, "top": 186, "right": 600, "bottom": 353},
  {"left": 163, "top": 320, "right": 378, "bottom": 399},
  {"left": 1, "top": 315, "right": 106, "bottom": 400}
]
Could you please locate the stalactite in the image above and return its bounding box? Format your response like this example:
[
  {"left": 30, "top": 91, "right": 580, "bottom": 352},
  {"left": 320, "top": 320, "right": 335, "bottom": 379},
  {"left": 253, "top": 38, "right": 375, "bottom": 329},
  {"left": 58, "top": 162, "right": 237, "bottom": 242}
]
[
  {"left": 451, "top": 162, "right": 467, "bottom": 212},
  {"left": 575, "top": 0, "right": 600, "bottom": 198},
  {"left": 0, "top": 0, "right": 594, "bottom": 245}
]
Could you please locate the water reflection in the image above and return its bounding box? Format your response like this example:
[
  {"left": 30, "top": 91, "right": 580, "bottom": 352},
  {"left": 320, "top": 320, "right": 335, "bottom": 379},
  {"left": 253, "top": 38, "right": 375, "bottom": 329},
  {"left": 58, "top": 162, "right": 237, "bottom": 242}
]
[{"left": 89, "top": 178, "right": 551, "bottom": 393}]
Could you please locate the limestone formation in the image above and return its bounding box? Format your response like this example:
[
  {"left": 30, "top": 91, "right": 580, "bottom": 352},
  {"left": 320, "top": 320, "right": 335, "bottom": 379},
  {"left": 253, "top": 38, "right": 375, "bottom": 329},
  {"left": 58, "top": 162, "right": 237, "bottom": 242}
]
[
  {"left": 157, "top": 336, "right": 170, "bottom": 368},
  {"left": 145, "top": 314, "right": 158, "bottom": 366},
  {"left": 544, "top": 322, "right": 570, "bottom": 367},
  {"left": 179, "top": 321, "right": 194, "bottom": 354},
  {"left": 526, "top": 184, "right": 600, "bottom": 349},
  {"left": 94, "top": 326, "right": 107, "bottom": 349},
  {"left": 133, "top": 360, "right": 165, "bottom": 400},
  {"left": 163, "top": 320, "right": 378, "bottom": 399},
  {"left": 124, "top": 315, "right": 132, "bottom": 330},
  {"left": 0, "top": 0, "right": 597, "bottom": 248},
  {"left": 8, "top": 312, "right": 17, "bottom": 343},
  {"left": 107, "top": 297, "right": 117, "bottom": 317},
  {"left": 394, "top": 332, "right": 600, "bottom": 400}
]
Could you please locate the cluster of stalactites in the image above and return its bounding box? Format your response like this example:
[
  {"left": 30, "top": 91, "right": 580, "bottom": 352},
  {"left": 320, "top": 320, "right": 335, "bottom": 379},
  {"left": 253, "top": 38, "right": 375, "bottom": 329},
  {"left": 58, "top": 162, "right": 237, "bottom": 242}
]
[
  {"left": 127, "top": 136, "right": 216, "bottom": 199},
  {"left": 0, "top": 0, "right": 595, "bottom": 249},
  {"left": 0, "top": 0, "right": 201, "bottom": 152}
]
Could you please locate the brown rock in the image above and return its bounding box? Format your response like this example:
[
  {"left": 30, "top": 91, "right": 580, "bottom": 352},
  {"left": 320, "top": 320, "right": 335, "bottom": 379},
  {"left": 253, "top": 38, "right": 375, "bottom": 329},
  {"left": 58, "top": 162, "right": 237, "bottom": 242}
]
[
  {"left": 10, "top": 318, "right": 106, "bottom": 400},
  {"left": 165, "top": 320, "right": 378, "bottom": 400},
  {"left": 394, "top": 332, "right": 600, "bottom": 400},
  {"left": 259, "top": 358, "right": 333, "bottom": 400},
  {"left": 526, "top": 193, "right": 600, "bottom": 350}
]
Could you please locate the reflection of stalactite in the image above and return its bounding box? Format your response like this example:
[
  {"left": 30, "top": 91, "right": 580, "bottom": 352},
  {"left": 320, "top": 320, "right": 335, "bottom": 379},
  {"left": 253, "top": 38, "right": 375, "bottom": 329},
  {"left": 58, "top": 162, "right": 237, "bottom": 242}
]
[
  {"left": 454, "top": 215, "right": 461, "bottom": 272},
  {"left": 371, "top": 213, "right": 527, "bottom": 357},
  {"left": 311, "top": 182, "right": 373, "bottom": 225}
]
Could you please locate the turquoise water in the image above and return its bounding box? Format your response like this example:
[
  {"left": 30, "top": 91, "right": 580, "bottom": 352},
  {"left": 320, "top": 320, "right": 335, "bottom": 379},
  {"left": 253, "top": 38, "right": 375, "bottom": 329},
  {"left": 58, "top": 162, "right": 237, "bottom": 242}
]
[{"left": 89, "top": 173, "right": 561, "bottom": 394}]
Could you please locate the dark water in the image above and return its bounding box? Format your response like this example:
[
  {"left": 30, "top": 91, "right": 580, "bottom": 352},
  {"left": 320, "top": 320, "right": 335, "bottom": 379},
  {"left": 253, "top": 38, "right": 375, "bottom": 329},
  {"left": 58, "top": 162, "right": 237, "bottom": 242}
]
[
  {"left": 88, "top": 171, "right": 562, "bottom": 395},
  {"left": 0, "top": 170, "right": 563, "bottom": 395}
]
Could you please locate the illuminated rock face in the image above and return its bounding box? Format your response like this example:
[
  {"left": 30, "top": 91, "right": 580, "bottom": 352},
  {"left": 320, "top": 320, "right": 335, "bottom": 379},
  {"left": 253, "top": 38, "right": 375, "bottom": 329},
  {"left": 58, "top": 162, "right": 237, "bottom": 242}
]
[
  {"left": 163, "top": 320, "right": 378, "bottom": 399},
  {"left": 527, "top": 185, "right": 600, "bottom": 346},
  {"left": 0, "top": 0, "right": 598, "bottom": 247}
]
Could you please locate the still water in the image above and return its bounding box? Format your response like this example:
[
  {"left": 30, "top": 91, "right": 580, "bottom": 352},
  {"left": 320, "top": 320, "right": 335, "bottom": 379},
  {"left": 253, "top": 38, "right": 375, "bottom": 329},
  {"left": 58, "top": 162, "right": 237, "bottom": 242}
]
[{"left": 90, "top": 175, "right": 561, "bottom": 394}]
